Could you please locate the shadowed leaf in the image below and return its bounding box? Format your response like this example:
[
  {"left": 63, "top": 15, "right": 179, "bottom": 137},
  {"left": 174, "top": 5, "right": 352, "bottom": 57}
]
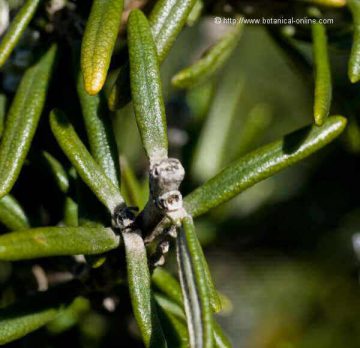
[
  {"left": 0, "top": 281, "right": 82, "bottom": 345},
  {"left": 172, "top": 21, "right": 244, "bottom": 89},
  {"left": 77, "top": 73, "right": 120, "bottom": 187},
  {"left": 0, "top": 195, "right": 29, "bottom": 231},
  {"left": 0, "top": 45, "right": 57, "bottom": 199},
  {"left": 0, "top": 0, "right": 41, "bottom": 68}
]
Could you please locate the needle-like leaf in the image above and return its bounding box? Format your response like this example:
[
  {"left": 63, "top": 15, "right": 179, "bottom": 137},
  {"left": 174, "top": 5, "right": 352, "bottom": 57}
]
[
  {"left": 122, "top": 229, "right": 167, "bottom": 347},
  {"left": 0, "top": 226, "right": 119, "bottom": 261},
  {"left": 312, "top": 23, "right": 332, "bottom": 126},
  {"left": 50, "top": 109, "right": 124, "bottom": 213},
  {"left": 0, "top": 281, "right": 81, "bottom": 345},
  {"left": 172, "top": 22, "right": 244, "bottom": 89},
  {"left": 348, "top": 0, "right": 360, "bottom": 83},
  {"left": 0, "top": 93, "right": 6, "bottom": 136},
  {"left": 176, "top": 216, "right": 213, "bottom": 348},
  {"left": 156, "top": 299, "right": 189, "bottom": 348},
  {"left": 0, "top": 195, "right": 29, "bottom": 231},
  {"left": 64, "top": 196, "right": 78, "bottom": 227},
  {"left": 108, "top": 0, "right": 196, "bottom": 110},
  {"left": 42, "top": 151, "right": 69, "bottom": 194},
  {"left": 0, "top": 45, "right": 57, "bottom": 199},
  {"left": 153, "top": 255, "right": 221, "bottom": 313},
  {"left": 81, "top": 0, "right": 124, "bottom": 95},
  {"left": 155, "top": 290, "right": 232, "bottom": 348},
  {"left": 128, "top": 10, "right": 168, "bottom": 163},
  {"left": 185, "top": 116, "right": 347, "bottom": 217},
  {"left": 303, "top": 0, "right": 346, "bottom": 6},
  {"left": 77, "top": 73, "right": 120, "bottom": 187},
  {"left": 149, "top": 0, "right": 197, "bottom": 61},
  {"left": 0, "top": 0, "right": 41, "bottom": 68}
]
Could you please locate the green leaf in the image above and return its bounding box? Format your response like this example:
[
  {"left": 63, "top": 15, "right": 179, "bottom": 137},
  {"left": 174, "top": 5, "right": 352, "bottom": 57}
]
[
  {"left": 0, "top": 0, "right": 41, "bottom": 68},
  {"left": 153, "top": 255, "right": 221, "bottom": 313},
  {"left": 47, "top": 297, "right": 90, "bottom": 334},
  {"left": 156, "top": 300, "right": 189, "bottom": 348},
  {"left": 128, "top": 9, "right": 168, "bottom": 163},
  {"left": 64, "top": 196, "right": 78, "bottom": 227},
  {"left": 0, "top": 226, "right": 119, "bottom": 261},
  {"left": 149, "top": 0, "right": 196, "bottom": 61},
  {"left": 305, "top": 0, "right": 345, "bottom": 6},
  {"left": 0, "top": 93, "right": 6, "bottom": 137},
  {"left": 50, "top": 109, "right": 124, "bottom": 213},
  {"left": 176, "top": 216, "right": 213, "bottom": 348},
  {"left": 0, "top": 195, "right": 29, "bottom": 231},
  {"left": 213, "top": 321, "right": 232, "bottom": 348},
  {"left": 172, "top": 21, "right": 244, "bottom": 89},
  {"left": 312, "top": 23, "right": 332, "bottom": 126},
  {"left": 0, "top": 281, "right": 81, "bottom": 345},
  {"left": 154, "top": 272, "right": 231, "bottom": 347},
  {"left": 120, "top": 157, "right": 146, "bottom": 208},
  {"left": 0, "top": 45, "right": 57, "bottom": 199},
  {"left": 348, "top": 0, "right": 360, "bottom": 83},
  {"left": 187, "top": 0, "right": 204, "bottom": 26},
  {"left": 81, "top": 0, "right": 124, "bottom": 95},
  {"left": 185, "top": 116, "right": 347, "bottom": 217},
  {"left": 122, "top": 229, "right": 167, "bottom": 347},
  {"left": 108, "top": 0, "right": 196, "bottom": 110},
  {"left": 77, "top": 72, "right": 120, "bottom": 187},
  {"left": 191, "top": 69, "right": 244, "bottom": 182},
  {"left": 42, "top": 151, "right": 69, "bottom": 193},
  {"left": 152, "top": 268, "right": 183, "bottom": 307}
]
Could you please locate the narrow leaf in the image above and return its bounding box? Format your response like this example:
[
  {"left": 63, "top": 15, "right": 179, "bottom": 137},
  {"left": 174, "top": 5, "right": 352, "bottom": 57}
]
[
  {"left": 149, "top": 0, "right": 196, "bottom": 61},
  {"left": 156, "top": 301, "right": 189, "bottom": 348},
  {"left": 153, "top": 257, "right": 221, "bottom": 313},
  {"left": 64, "top": 196, "right": 78, "bottom": 227},
  {"left": 120, "top": 157, "right": 146, "bottom": 208},
  {"left": 0, "top": 93, "right": 6, "bottom": 137},
  {"left": 348, "top": 0, "right": 360, "bottom": 83},
  {"left": 172, "top": 22, "right": 244, "bottom": 89},
  {"left": 185, "top": 116, "right": 347, "bottom": 217},
  {"left": 176, "top": 216, "right": 213, "bottom": 348},
  {"left": 122, "top": 229, "right": 167, "bottom": 347},
  {"left": 156, "top": 293, "right": 231, "bottom": 348},
  {"left": 152, "top": 268, "right": 184, "bottom": 307},
  {"left": 0, "top": 281, "right": 81, "bottom": 345},
  {"left": 0, "top": 226, "right": 119, "bottom": 261},
  {"left": 0, "top": 45, "right": 57, "bottom": 199},
  {"left": 77, "top": 73, "right": 120, "bottom": 187},
  {"left": 303, "top": 0, "right": 346, "bottom": 7},
  {"left": 128, "top": 9, "right": 168, "bottom": 163},
  {"left": 312, "top": 23, "right": 332, "bottom": 126},
  {"left": 42, "top": 151, "right": 69, "bottom": 193},
  {"left": 50, "top": 109, "right": 124, "bottom": 213},
  {"left": 0, "top": 195, "right": 29, "bottom": 231},
  {"left": 0, "top": 0, "right": 40, "bottom": 68},
  {"left": 187, "top": 0, "right": 204, "bottom": 26},
  {"left": 81, "top": 0, "right": 124, "bottom": 95},
  {"left": 108, "top": 0, "right": 196, "bottom": 110},
  {"left": 213, "top": 321, "right": 232, "bottom": 348}
]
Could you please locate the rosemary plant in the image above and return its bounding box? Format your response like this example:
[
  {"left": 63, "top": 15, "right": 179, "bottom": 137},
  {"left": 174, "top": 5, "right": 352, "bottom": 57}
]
[{"left": 0, "top": 0, "right": 356, "bottom": 347}]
